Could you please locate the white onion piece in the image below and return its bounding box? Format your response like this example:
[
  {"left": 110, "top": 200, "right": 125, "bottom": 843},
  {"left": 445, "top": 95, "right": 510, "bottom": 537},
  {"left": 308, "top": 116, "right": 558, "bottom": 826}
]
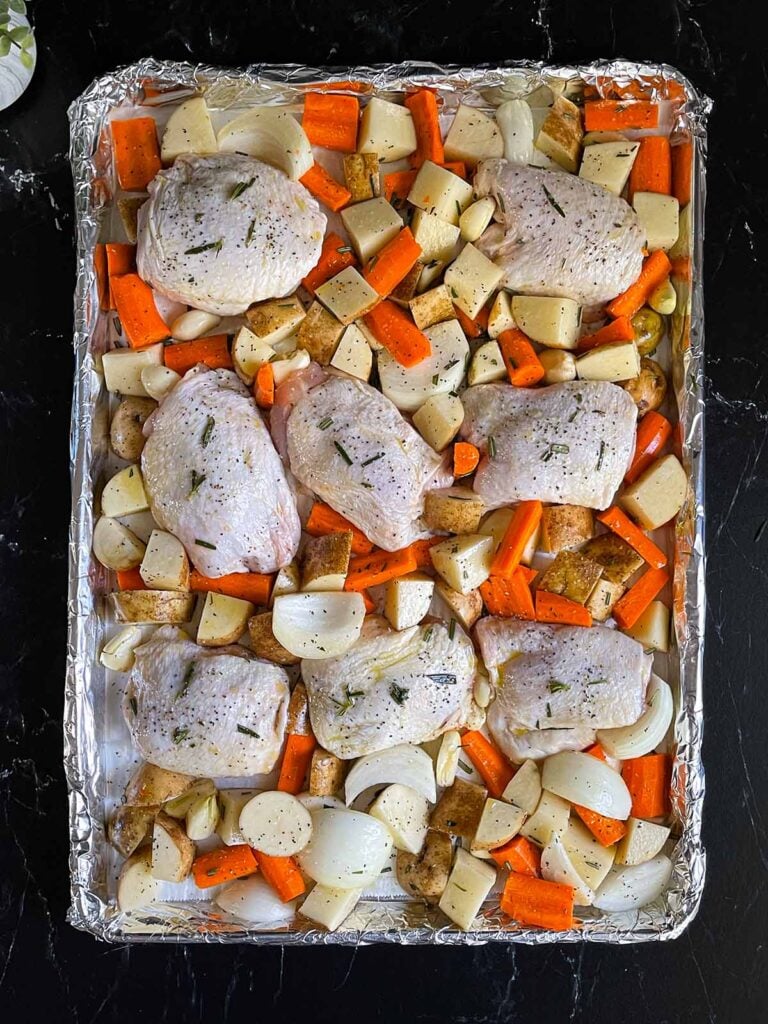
[
  {"left": 344, "top": 743, "right": 436, "bottom": 806},
  {"left": 496, "top": 100, "right": 534, "bottom": 164},
  {"left": 218, "top": 108, "right": 314, "bottom": 180},
  {"left": 541, "top": 751, "right": 632, "bottom": 820},
  {"left": 296, "top": 793, "right": 345, "bottom": 813},
  {"left": 215, "top": 876, "right": 297, "bottom": 924},
  {"left": 593, "top": 855, "right": 673, "bottom": 912},
  {"left": 598, "top": 676, "right": 674, "bottom": 759},
  {"left": 541, "top": 837, "right": 595, "bottom": 906},
  {"left": 272, "top": 592, "right": 365, "bottom": 660},
  {"left": 297, "top": 809, "right": 393, "bottom": 889}
]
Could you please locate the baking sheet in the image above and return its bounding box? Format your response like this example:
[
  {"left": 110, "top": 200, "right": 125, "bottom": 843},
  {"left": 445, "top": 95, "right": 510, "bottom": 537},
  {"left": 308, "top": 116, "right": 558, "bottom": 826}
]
[{"left": 66, "top": 59, "right": 710, "bottom": 943}]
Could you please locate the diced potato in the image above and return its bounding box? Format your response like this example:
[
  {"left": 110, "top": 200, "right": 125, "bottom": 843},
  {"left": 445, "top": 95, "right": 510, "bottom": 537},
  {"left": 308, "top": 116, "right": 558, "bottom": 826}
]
[
  {"left": 444, "top": 104, "right": 503, "bottom": 167},
  {"left": 232, "top": 326, "right": 276, "bottom": 385},
  {"left": 511, "top": 295, "right": 581, "bottom": 349},
  {"left": 117, "top": 848, "right": 159, "bottom": 912},
  {"left": 535, "top": 95, "right": 583, "bottom": 173},
  {"left": 140, "top": 530, "right": 190, "bottom": 591},
  {"left": 108, "top": 804, "right": 156, "bottom": 859},
  {"left": 358, "top": 97, "right": 417, "bottom": 161},
  {"left": 117, "top": 196, "right": 145, "bottom": 244},
  {"left": 501, "top": 759, "right": 542, "bottom": 815},
  {"left": 562, "top": 818, "right": 616, "bottom": 890},
  {"left": 341, "top": 196, "right": 403, "bottom": 263},
  {"left": 271, "top": 563, "right": 300, "bottom": 602},
  {"left": 309, "top": 747, "right": 346, "bottom": 797},
  {"left": 633, "top": 192, "right": 680, "bottom": 251},
  {"left": 369, "top": 783, "right": 430, "bottom": 854},
  {"left": 539, "top": 348, "right": 577, "bottom": 383},
  {"left": 217, "top": 788, "right": 260, "bottom": 845},
  {"left": 287, "top": 680, "right": 311, "bottom": 735},
  {"left": 330, "top": 323, "right": 373, "bottom": 381},
  {"left": 100, "top": 624, "right": 145, "bottom": 672},
  {"left": 520, "top": 790, "right": 570, "bottom": 846},
  {"left": 383, "top": 572, "right": 434, "bottom": 630},
  {"left": 396, "top": 829, "right": 453, "bottom": 902},
  {"left": 412, "top": 393, "right": 465, "bottom": 452},
  {"left": 408, "top": 160, "right": 474, "bottom": 226},
  {"left": 101, "top": 465, "right": 148, "bottom": 517},
  {"left": 93, "top": 516, "right": 146, "bottom": 571},
  {"left": 649, "top": 278, "right": 677, "bottom": 316},
  {"left": 354, "top": 317, "right": 384, "bottom": 352},
  {"left": 245, "top": 293, "right": 305, "bottom": 345},
  {"left": 197, "top": 592, "right": 254, "bottom": 646},
  {"left": 410, "top": 208, "right": 461, "bottom": 263},
  {"left": 424, "top": 486, "right": 485, "bottom": 534},
  {"left": 430, "top": 777, "right": 487, "bottom": 839},
  {"left": 623, "top": 599, "right": 670, "bottom": 652},
  {"left": 417, "top": 259, "right": 449, "bottom": 293},
  {"left": 429, "top": 533, "right": 494, "bottom": 595},
  {"left": 615, "top": 817, "right": 671, "bottom": 866},
  {"left": 471, "top": 798, "right": 526, "bottom": 852},
  {"left": 125, "top": 762, "right": 195, "bottom": 806},
  {"left": 620, "top": 454, "right": 687, "bottom": 531},
  {"left": 478, "top": 507, "right": 540, "bottom": 566},
  {"left": 468, "top": 339, "right": 507, "bottom": 385},
  {"left": 390, "top": 262, "right": 423, "bottom": 305},
  {"left": 538, "top": 550, "right": 603, "bottom": 605},
  {"left": 438, "top": 848, "right": 496, "bottom": 930},
  {"left": 622, "top": 356, "right": 668, "bottom": 417},
  {"left": 581, "top": 533, "right": 644, "bottom": 585},
  {"left": 102, "top": 343, "right": 164, "bottom": 397},
  {"left": 576, "top": 340, "right": 641, "bottom": 382},
  {"left": 272, "top": 347, "right": 311, "bottom": 385},
  {"left": 343, "top": 151, "right": 381, "bottom": 202},
  {"left": 669, "top": 200, "right": 692, "bottom": 261},
  {"left": 297, "top": 301, "right": 345, "bottom": 364},
  {"left": 299, "top": 884, "right": 363, "bottom": 932},
  {"left": 540, "top": 504, "right": 594, "bottom": 553},
  {"left": 247, "top": 611, "right": 300, "bottom": 665},
  {"left": 381, "top": 317, "right": 469, "bottom": 413},
  {"left": 161, "top": 96, "right": 217, "bottom": 162},
  {"left": 409, "top": 284, "right": 455, "bottom": 331},
  {"left": 315, "top": 267, "right": 380, "bottom": 325},
  {"left": 151, "top": 811, "right": 196, "bottom": 882},
  {"left": 434, "top": 581, "right": 483, "bottom": 630},
  {"left": 579, "top": 141, "right": 639, "bottom": 195},
  {"left": 487, "top": 290, "right": 516, "bottom": 339},
  {"left": 141, "top": 364, "right": 180, "bottom": 400},
  {"left": 301, "top": 532, "right": 353, "bottom": 592},
  {"left": 586, "top": 578, "right": 625, "bottom": 622},
  {"left": 459, "top": 197, "right": 496, "bottom": 242},
  {"left": 444, "top": 243, "right": 503, "bottom": 320}
]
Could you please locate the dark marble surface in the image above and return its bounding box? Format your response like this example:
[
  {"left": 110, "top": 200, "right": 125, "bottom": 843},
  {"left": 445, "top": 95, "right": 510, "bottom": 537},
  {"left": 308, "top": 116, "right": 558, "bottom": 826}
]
[{"left": 0, "top": 2, "right": 766, "bottom": 1021}]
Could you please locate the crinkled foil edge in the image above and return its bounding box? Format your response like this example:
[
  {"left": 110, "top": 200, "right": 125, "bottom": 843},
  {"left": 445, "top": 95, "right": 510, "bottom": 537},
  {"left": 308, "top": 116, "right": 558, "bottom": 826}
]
[{"left": 66, "top": 59, "right": 710, "bottom": 945}]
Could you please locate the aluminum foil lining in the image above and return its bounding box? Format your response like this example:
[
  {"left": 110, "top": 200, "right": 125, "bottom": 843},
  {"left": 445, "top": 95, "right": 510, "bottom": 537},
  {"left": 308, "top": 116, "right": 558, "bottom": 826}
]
[{"left": 66, "top": 59, "right": 710, "bottom": 944}]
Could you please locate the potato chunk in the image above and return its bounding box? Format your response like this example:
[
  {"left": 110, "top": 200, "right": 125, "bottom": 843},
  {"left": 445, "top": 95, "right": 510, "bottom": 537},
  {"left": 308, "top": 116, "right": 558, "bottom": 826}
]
[
  {"left": 434, "top": 581, "right": 483, "bottom": 630},
  {"left": 620, "top": 454, "right": 687, "bottom": 531},
  {"left": 343, "top": 151, "right": 381, "bottom": 202},
  {"left": 444, "top": 105, "right": 503, "bottom": 166},
  {"left": 140, "top": 530, "right": 190, "bottom": 591},
  {"left": 358, "top": 97, "right": 417, "bottom": 161},
  {"left": 623, "top": 599, "right": 670, "bottom": 652},
  {"left": 301, "top": 531, "right": 353, "bottom": 591},
  {"left": 410, "top": 209, "right": 461, "bottom": 263},
  {"left": 330, "top": 323, "right": 373, "bottom": 381},
  {"left": 581, "top": 534, "right": 644, "bottom": 585},
  {"left": 444, "top": 243, "right": 503, "bottom": 319},
  {"left": 579, "top": 141, "right": 639, "bottom": 195},
  {"left": 309, "top": 748, "right": 346, "bottom": 797},
  {"left": 408, "top": 285, "right": 455, "bottom": 331},
  {"left": 423, "top": 486, "right": 485, "bottom": 534},
  {"left": 315, "top": 267, "right": 380, "bottom": 325},
  {"left": 396, "top": 829, "right": 453, "bottom": 902},
  {"left": 341, "top": 196, "right": 403, "bottom": 263},
  {"left": 438, "top": 848, "right": 496, "bottom": 930},
  {"left": 511, "top": 295, "right": 581, "bottom": 349},
  {"left": 537, "top": 549, "right": 604, "bottom": 605},
  {"left": 585, "top": 578, "right": 625, "bottom": 622},
  {"left": 540, "top": 504, "right": 594, "bottom": 553},
  {"left": 412, "top": 393, "right": 464, "bottom": 452},
  {"left": 197, "top": 592, "right": 253, "bottom": 646},
  {"left": 247, "top": 611, "right": 300, "bottom": 665},
  {"left": 430, "top": 778, "right": 488, "bottom": 839},
  {"left": 245, "top": 294, "right": 305, "bottom": 345},
  {"left": 632, "top": 192, "right": 680, "bottom": 251},
  {"left": 408, "top": 160, "right": 474, "bottom": 225},
  {"left": 429, "top": 533, "right": 494, "bottom": 594},
  {"left": 383, "top": 572, "right": 434, "bottom": 630},
  {"left": 297, "top": 301, "right": 345, "bottom": 364},
  {"left": 535, "top": 95, "right": 584, "bottom": 173}
]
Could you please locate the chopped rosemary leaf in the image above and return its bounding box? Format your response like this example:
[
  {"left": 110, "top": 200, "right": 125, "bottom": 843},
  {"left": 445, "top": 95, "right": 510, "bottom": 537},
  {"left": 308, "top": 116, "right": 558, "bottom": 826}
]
[
  {"left": 458, "top": 759, "right": 472, "bottom": 773},
  {"left": 596, "top": 440, "right": 606, "bottom": 471},
  {"left": 229, "top": 177, "right": 255, "bottom": 201},
  {"left": 201, "top": 416, "right": 215, "bottom": 447},
  {"left": 318, "top": 416, "right": 333, "bottom": 430},
  {"left": 425, "top": 673, "right": 457, "bottom": 685},
  {"left": 176, "top": 663, "right": 195, "bottom": 701},
  {"left": 245, "top": 219, "right": 257, "bottom": 247},
  {"left": 542, "top": 185, "right": 565, "bottom": 217},
  {"left": 194, "top": 538, "right": 216, "bottom": 550},
  {"left": 548, "top": 680, "right": 570, "bottom": 694},
  {"left": 206, "top": 867, "right": 219, "bottom": 877},
  {"left": 189, "top": 469, "right": 206, "bottom": 496},
  {"left": 362, "top": 452, "right": 384, "bottom": 467},
  {"left": 336, "top": 245, "right": 353, "bottom": 254},
  {"left": 587, "top": 678, "right": 608, "bottom": 686},
  {"left": 172, "top": 726, "right": 189, "bottom": 744},
  {"left": 390, "top": 682, "right": 410, "bottom": 706},
  {"left": 128, "top": 696, "right": 137, "bottom": 715},
  {"left": 185, "top": 239, "right": 223, "bottom": 255},
  {"left": 432, "top": 373, "right": 440, "bottom": 386},
  {"left": 455, "top": 200, "right": 462, "bottom": 221},
  {"left": 448, "top": 618, "right": 456, "bottom": 641},
  {"left": 496, "top": 192, "right": 506, "bottom": 214},
  {"left": 334, "top": 440, "right": 353, "bottom": 465},
  {"left": 488, "top": 435, "right": 497, "bottom": 459},
  {"left": 449, "top": 286, "right": 459, "bottom": 299},
  {"left": 422, "top": 625, "right": 433, "bottom": 642},
  {"left": 237, "top": 724, "right": 260, "bottom": 738},
  {"left": 546, "top": 702, "right": 552, "bottom": 718}
]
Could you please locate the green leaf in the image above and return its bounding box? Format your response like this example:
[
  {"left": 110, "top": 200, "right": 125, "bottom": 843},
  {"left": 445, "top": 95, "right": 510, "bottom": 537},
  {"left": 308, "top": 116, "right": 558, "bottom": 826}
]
[
  {"left": 0, "top": 15, "right": 11, "bottom": 28},
  {"left": 19, "top": 46, "right": 33, "bottom": 68},
  {"left": 9, "top": 24, "right": 30, "bottom": 42},
  {"left": 9, "top": 0, "right": 27, "bottom": 13},
  {"left": 0, "top": 36, "right": 10, "bottom": 57},
  {"left": 0, "top": 1, "right": 10, "bottom": 13}
]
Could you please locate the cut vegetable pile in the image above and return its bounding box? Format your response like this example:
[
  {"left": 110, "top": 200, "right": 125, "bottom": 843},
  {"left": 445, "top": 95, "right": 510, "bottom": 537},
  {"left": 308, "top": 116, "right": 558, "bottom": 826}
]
[{"left": 95, "top": 70, "right": 693, "bottom": 935}]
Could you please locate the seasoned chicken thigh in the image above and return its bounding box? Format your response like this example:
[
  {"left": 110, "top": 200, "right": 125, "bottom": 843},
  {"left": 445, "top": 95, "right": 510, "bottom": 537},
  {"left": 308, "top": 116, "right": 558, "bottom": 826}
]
[
  {"left": 474, "top": 161, "right": 645, "bottom": 307},
  {"left": 137, "top": 154, "right": 325, "bottom": 315},
  {"left": 286, "top": 375, "right": 451, "bottom": 551},
  {"left": 141, "top": 367, "right": 300, "bottom": 576},
  {"left": 461, "top": 380, "right": 636, "bottom": 510},
  {"left": 126, "top": 627, "right": 290, "bottom": 776},
  {"left": 303, "top": 617, "right": 476, "bottom": 759}
]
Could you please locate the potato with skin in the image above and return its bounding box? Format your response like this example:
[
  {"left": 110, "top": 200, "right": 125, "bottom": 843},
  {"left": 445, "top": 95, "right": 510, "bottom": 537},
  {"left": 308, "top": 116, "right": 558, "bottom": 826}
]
[
  {"left": 93, "top": 517, "right": 146, "bottom": 571},
  {"left": 117, "top": 848, "right": 158, "bottom": 912},
  {"left": 140, "top": 530, "right": 190, "bottom": 591},
  {"left": 125, "top": 762, "right": 196, "bottom": 807},
  {"left": 111, "top": 589, "right": 196, "bottom": 624},
  {"left": 535, "top": 95, "right": 583, "bottom": 174},
  {"left": 537, "top": 549, "right": 604, "bottom": 605},
  {"left": 297, "top": 301, "right": 345, "bottom": 364},
  {"left": 396, "top": 829, "right": 453, "bottom": 902},
  {"left": 108, "top": 804, "right": 157, "bottom": 858},
  {"left": 301, "top": 531, "right": 353, "bottom": 592},
  {"left": 197, "top": 592, "right": 253, "bottom": 646},
  {"left": 586, "top": 577, "right": 625, "bottom": 622},
  {"left": 390, "top": 262, "right": 423, "bottom": 305},
  {"left": 620, "top": 453, "right": 688, "bottom": 531},
  {"left": 540, "top": 504, "right": 594, "bottom": 553},
  {"left": 247, "top": 611, "right": 300, "bottom": 665},
  {"left": 408, "top": 285, "right": 455, "bottom": 331},
  {"left": 423, "top": 487, "right": 485, "bottom": 535},
  {"left": 287, "top": 681, "right": 312, "bottom": 736},
  {"left": 430, "top": 777, "right": 488, "bottom": 839},
  {"left": 631, "top": 307, "right": 664, "bottom": 357},
  {"left": 117, "top": 196, "right": 146, "bottom": 245},
  {"left": 110, "top": 396, "right": 156, "bottom": 461},
  {"left": 539, "top": 349, "right": 577, "bottom": 384},
  {"left": 434, "top": 580, "right": 483, "bottom": 630},
  {"left": 581, "top": 533, "right": 644, "bottom": 585},
  {"left": 622, "top": 357, "right": 667, "bottom": 417},
  {"left": 343, "top": 152, "right": 381, "bottom": 202},
  {"left": 309, "top": 747, "right": 346, "bottom": 797},
  {"left": 151, "top": 811, "right": 196, "bottom": 882}
]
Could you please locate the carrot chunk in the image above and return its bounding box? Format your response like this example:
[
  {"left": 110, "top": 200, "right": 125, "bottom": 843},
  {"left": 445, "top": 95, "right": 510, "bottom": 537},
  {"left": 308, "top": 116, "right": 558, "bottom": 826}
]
[
  {"left": 583, "top": 100, "right": 659, "bottom": 132},
  {"left": 625, "top": 411, "right": 673, "bottom": 484},
  {"left": 453, "top": 441, "right": 480, "bottom": 478},
  {"left": 535, "top": 591, "right": 593, "bottom": 627},
  {"left": 192, "top": 845, "right": 259, "bottom": 889},
  {"left": 606, "top": 251, "right": 672, "bottom": 320},
  {"left": 300, "top": 162, "right": 352, "bottom": 212},
  {"left": 111, "top": 117, "right": 161, "bottom": 191},
  {"left": 491, "top": 836, "right": 542, "bottom": 877},
  {"left": 461, "top": 730, "right": 514, "bottom": 797},
  {"left": 672, "top": 140, "right": 693, "bottom": 206},
  {"left": 254, "top": 363, "right": 275, "bottom": 409},
  {"left": 363, "top": 300, "right": 431, "bottom": 367},
  {"left": 277, "top": 733, "right": 317, "bottom": 795},
  {"left": 163, "top": 335, "right": 232, "bottom": 374},
  {"left": 573, "top": 804, "right": 627, "bottom": 847},
  {"left": 405, "top": 89, "right": 444, "bottom": 168},
  {"left": 500, "top": 872, "right": 575, "bottom": 931},
  {"left": 612, "top": 567, "right": 668, "bottom": 629},
  {"left": 622, "top": 754, "right": 670, "bottom": 818},
  {"left": 480, "top": 569, "right": 536, "bottom": 620},
  {"left": 110, "top": 273, "right": 170, "bottom": 349},
  {"left": 302, "top": 232, "right": 357, "bottom": 296},
  {"left": 364, "top": 228, "right": 422, "bottom": 297},
  {"left": 343, "top": 545, "right": 419, "bottom": 590},
  {"left": 490, "top": 501, "right": 542, "bottom": 579},
  {"left": 628, "top": 136, "right": 672, "bottom": 201},
  {"left": 577, "top": 315, "right": 635, "bottom": 353},
  {"left": 253, "top": 852, "right": 306, "bottom": 902},
  {"left": 306, "top": 502, "right": 373, "bottom": 556},
  {"left": 498, "top": 329, "right": 546, "bottom": 387},
  {"left": 302, "top": 93, "right": 359, "bottom": 152},
  {"left": 189, "top": 569, "right": 273, "bottom": 605}
]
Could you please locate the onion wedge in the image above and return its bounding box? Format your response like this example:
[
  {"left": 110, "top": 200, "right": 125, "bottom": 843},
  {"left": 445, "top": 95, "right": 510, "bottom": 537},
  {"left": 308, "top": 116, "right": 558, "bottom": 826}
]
[
  {"left": 593, "top": 854, "right": 673, "bottom": 912},
  {"left": 272, "top": 592, "right": 365, "bottom": 660},
  {"left": 298, "top": 808, "right": 392, "bottom": 888},
  {"left": 218, "top": 108, "right": 314, "bottom": 180},
  {"left": 344, "top": 743, "right": 437, "bottom": 806},
  {"left": 541, "top": 836, "right": 595, "bottom": 906},
  {"left": 598, "top": 675, "right": 674, "bottom": 759},
  {"left": 215, "top": 876, "right": 297, "bottom": 924},
  {"left": 541, "top": 751, "right": 632, "bottom": 820}
]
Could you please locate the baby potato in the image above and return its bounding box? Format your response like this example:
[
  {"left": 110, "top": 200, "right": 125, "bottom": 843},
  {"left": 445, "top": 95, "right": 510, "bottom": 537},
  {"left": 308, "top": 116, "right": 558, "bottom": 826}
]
[
  {"left": 631, "top": 307, "right": 664, "bottom": 357},
  {"left": 110, "top": 397, "right": 157, "bottom": 461},
  {"left": 622, "top": 358, "right": 667, "bottom": 417}
]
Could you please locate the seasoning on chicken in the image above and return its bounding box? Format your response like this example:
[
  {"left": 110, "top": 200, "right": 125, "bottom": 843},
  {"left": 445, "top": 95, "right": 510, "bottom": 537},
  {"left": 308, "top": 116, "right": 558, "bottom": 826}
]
[
  {"left": 126, "top": 626, "right": 290, "bottom": 776},
  {"left": 474, "top": 161, "right": 645, "bottom": 307},
  {"left": 461, "top": 380, "right": 637, "bottom": 510},
  {"left": 285, "top": 375, "right": 452, "bottom": 552},
  {"left": 141, "top": 366, "right": 300, "bottom": 577},
  {"left": 137, "top": 154, "right": 326, "bottom": 316}
]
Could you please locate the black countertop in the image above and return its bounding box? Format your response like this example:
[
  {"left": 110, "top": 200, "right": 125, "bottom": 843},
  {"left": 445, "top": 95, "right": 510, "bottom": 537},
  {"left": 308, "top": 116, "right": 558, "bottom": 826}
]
[{"left": 1, "top": 2, "right": 766, "bottom": 1022}]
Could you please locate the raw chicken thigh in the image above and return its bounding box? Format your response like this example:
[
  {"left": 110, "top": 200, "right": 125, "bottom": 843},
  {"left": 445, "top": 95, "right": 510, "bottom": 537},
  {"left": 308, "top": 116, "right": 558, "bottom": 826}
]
[
  {"left": 126, "top": 627, "right": 290, "bottom": 776},
  {"left": 141, "top": 366, "right": 300, "bottom": 576},
  {"left": 474, "top": 161, "right": 645, "bottom": 307},
  {"left": 137, "top": 154, "right": 325, "bottom": 315},
  {"left": 461, "top": 380, "right": 637, "bottom": 510}
]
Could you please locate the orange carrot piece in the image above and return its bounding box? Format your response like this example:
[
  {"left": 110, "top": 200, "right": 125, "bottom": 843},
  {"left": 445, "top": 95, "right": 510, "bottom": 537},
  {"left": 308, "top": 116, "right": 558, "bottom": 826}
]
[
  {"left": 110, "top": 273, "right": 170, "bottom": 350},
  {"left": 344, "top": 544, "right": 418, "bottom": 590},
  {"left": 573, "top": 804, "right": 627, "bottom": 847},
  {"left": 189, "top": 569, "right": 273, "bottom": 605},
  {"left": 277, "top": 733, "right": 317, "bottom": 795},
  {"left": 628, "top": 136, "right": 672, "bottom": 201},
  {"left": 612, "top": 567, "right": 668, "bottom": 629},
  {"left": 491, "top": 835, "right": 542, "bottom": 877},
  {"left": 583, "top": 100, "right": 659, "bottom": 132},
  {"left": 440, "top": 161, "right": 467, "bottom": 179},
  {"left": 116, "top": 567, "right": 146, "bottom": 590},
  {"left": 597, "top": 506, "right": 668, "bottom": 569},
  {"left": 584, "top": 742, "right": 608, "bottom": 761},
  {"left": 672, "top": 141, "right": 693, "bottom": 206},
  {"left": 491, "top": 500, "right": 543, "bottom": 579},
  {"left": 254, "top": 362, "right": 275, "bottom": 408},
  {"left": 461, "top": 730, "right": 514, "bottom": 797},
  {"left": 625, "top": 411, "right": 673, "bottom": 484},
  {"left": 94, "top": 244, "right": 109, "bottom": 310},
  {"left": 361, "top": 589, "right": 376, "bottom": 613},
  {"left": 163, "top": 335, "right": 232, "bottom": 374},
  {"left": 106, "top": 242, "right": 136, "bottom": 308},
  {"left": 406, "top": 89, "right": 445, "bottom": 168},
  {"left": 302, "top": 232, "right": 358, "bottom": 296},
  {"left": 453, "top": 302, "right": 489, "bottom": 339},
  {"left": 606, "top": 251, "right": 672, "bottom": 320},
  {"left": 306, "top": 503, "right": 373, "bottom": 556},
  {"left": 480, "top": 569, "right": 536, "bottom": 620},
  {"left": 110, "top": 117, "right": 161, "bottom": 191},
  {"left": 577, "top": 315, "right": 635, "bottom": 352},
  {"left": 192, "top": 845, "right": 259, "bottom": 889},
  {"left": 453, "top": 441, "right": 480, "bottom": 478},
  {"left": 535, "top": 591, "right": 593, "bottom": 628},
  {"left": 302, "top": 93, "right": 359, "bottom": 152},
  {"left": 498, "top": 329, "right": 546, "bottom": 387},
  {"left": 410, "top": 536, "right": 442, "bottom": 569},
  {"left": 299, "top": 162, "right": 352, "bottom": 212},
  {"left": 383, "top": 169, "right": 418, "bottom": 204},
  {"left": 364, "top": 227, "right": 422, "bottom": 297},
  {"left": 622, "top": 754, "right": 670, "bottom": 818},
  {"left": 500, "top": 872, "right": 575, "bottom": 931},
  {"left": 253, "top": 851, "right": 306, "bottom": 902},
  {"left": 363, "top": 300, "right": 431, "bottom": 367}
]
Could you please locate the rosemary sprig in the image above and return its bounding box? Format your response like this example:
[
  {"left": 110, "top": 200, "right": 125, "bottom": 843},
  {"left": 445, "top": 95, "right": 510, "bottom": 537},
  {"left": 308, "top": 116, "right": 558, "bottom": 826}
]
[
  {"left": 334, "top": 440, "right": 353, "bottom": 465},
  {"left": 201, "top": 416, "right": 215, "bottom": 447},
  {"left": 185, "top": 239, "right": 223, "bottom": 255},
  {"left": 542, "top": 185, "right": 565, "bottom": 217},
  {"left": 229, "top": 177, "right": 255, "bottom": 201}
]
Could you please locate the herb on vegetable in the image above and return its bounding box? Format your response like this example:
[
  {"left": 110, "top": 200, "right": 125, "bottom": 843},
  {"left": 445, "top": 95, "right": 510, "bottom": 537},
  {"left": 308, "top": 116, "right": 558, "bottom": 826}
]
[
  {"left": 334, "top": 440, "right": 353, "bottom": 465},
  {"left": 432, "top": 373, "right": 440, "bottom": 386},
  {"left": 455, "top": 200, "right": 462, "bottom": 221},
  {"left": 229, "top": 177, "right": 255, "bottom": 201},
  {"left": 194, "top": 538, "right": 216, "bottom": 550},
  {"left": 390, "top": 683, "right": 410, "bottom": 706},
  {"left": 336, "top": 245, "right": 353, "bottom": 254},
  {"left": 458, "top": 759, "right": 472, "bottom": 773},
  {"left": 184, "top": 239, "right": 223, "bottom": 255},
  {"left": 330, "top": 685, "right": 365, "bottom": 717},
  {"left": 422, "top": 625, "right": 433, "bottom": 642},
  {"left": 542, "top": 185, "right": 565, "bottom": 217},
  {"left": 450, "top": 286, "right": 459, "bottom": 299},
  {"left": 237, "top": 724, "right": 260, "bottom": 738},
  {"left": 201, "top": 416, "right": 215, "bottom": 447},
  {"left": 206, "top": 867, "right": 219, "bottom": 877}
]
